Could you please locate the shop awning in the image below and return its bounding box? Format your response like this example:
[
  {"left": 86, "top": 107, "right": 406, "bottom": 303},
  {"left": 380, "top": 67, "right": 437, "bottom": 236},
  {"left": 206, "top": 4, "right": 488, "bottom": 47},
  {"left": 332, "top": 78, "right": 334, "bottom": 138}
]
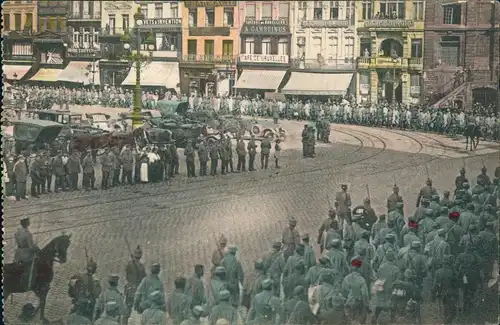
[
  {"left": 233, "top": 70, "right": 286, "bottom": 90},
  {"left": 281, "top": 72, "right": 354, "bottom": 96},
  {"left": 58, "top": 61, "right": 100, "bottom": 85},
  {"left": 28, "top": 68, "right": 64, "bottom": 82},
  {"left": 121, "top": 61, "right": 180, "bottom": 88},
  {"left": 3, "top": 65, "right": 31, "bottom": 80}
]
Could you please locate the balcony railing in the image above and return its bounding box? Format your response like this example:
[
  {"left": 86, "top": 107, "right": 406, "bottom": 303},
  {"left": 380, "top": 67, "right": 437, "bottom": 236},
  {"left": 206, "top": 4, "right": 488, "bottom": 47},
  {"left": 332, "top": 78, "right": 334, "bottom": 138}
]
[
  {"left": 67, "top": 47, "right": 100, "bottom": 57},
  {"left": 410, "top": 86, "right": 421, "bottom": 97},
  {"left": 356, "top": 56, "right": 409, "bottom": 68},
  {"left": 363, "top": 19, "right": 414, "bottom": 28},
  {"left": 100, "top": 27, "right": 128, "bottom": 36},
  {"left": 67, "top": 13, "right": 102, "bottom": 21},
  {"left": 291, "top": 57, "right": 356, "bottom": 70},
  {"left": 300, "top": 19, "right": 349, "bottom": 29},
  {"left": 180, "top": 54, "right": 236, "bottom": 64},
  {"left": 408, "top": 57, "right": 423, "bottom": 68}
]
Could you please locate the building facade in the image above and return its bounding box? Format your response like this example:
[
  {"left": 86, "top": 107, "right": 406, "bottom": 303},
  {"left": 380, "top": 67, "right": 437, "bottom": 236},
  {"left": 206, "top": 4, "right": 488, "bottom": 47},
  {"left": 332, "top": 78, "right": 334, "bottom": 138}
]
[
  {"left": 67, "top": 1, "right": 102, "bottom": 54},
  {"left": 2, "top": 0, "right": 39, "bottom": 83},
  {"left": 99, "top": 1, "right": 138, "bottom": 86},
  {"left": 286, "top": 1, "right": 357, "bottom": 98},
  {"left": 38, "top": 0, "right": 68, "bottom": 34},
  {"left": 356, "top": 0, "right": 425, "bottom": 104},
  {"left": 180, "top": 0, "right": 240, "bottom": 95},
  {"left": 423, "top": 0, "right": 500, "bottom": 110},
  {"left": 234, "top": 1, "right": 291, "bottom": 96}
]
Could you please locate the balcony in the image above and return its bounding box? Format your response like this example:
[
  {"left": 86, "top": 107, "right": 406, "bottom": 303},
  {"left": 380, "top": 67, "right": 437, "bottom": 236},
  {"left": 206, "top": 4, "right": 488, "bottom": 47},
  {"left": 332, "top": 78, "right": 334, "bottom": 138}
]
[
  {"left": 362, "top": 19, "right": 414, "bottom": 29},
  {"left": 356, "top": 57, "right": 409, "bottom": 69},
  {"left": 291, "top": 57, "right": 356, "bottom": 71},
  {"left": 300, "top": 19, "right": 349, "bottom": 29},
  {"left": 357, "top": 57, "right": 371, "bottom": 69},
  {"left": 180, "top": 54, "right": 236, "bottom": 65},
  {"left": 408, "top": 57, "right": 423, "bottom": 70},
  {"left": 67, "top": 47, "right": 101, "bottom": 58},
  {"left": 100, "top": 27, "right": 128, "bottom": 37},
  {"left": 410, "top": 86, "right": 421, "bottom": 97},
  {"left": 67, "top": 13, "right": 102, "bottom": 22}
]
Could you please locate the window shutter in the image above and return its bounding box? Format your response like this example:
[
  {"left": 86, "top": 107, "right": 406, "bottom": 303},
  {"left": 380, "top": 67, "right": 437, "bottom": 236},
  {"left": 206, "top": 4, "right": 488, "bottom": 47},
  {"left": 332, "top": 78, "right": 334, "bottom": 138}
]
[
  {"left": 255, "top": 36, "right": 262, "bottom": 54},
  {"left": 241, "top": 37, "right": 246, "bottom": 54},
  {"left": 271, "top": 37, "right": 278, "bottom": 55}
]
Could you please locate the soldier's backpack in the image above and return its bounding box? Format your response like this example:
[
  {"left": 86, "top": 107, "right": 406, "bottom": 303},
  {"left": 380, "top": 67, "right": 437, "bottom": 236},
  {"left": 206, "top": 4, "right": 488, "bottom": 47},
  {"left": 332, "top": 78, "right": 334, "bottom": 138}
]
[
  {"left": 262, "top": 295, "right": 276, "bottom": 320},
  {"left": 391, "top": 281, "right": 410, "bottom": 314}
]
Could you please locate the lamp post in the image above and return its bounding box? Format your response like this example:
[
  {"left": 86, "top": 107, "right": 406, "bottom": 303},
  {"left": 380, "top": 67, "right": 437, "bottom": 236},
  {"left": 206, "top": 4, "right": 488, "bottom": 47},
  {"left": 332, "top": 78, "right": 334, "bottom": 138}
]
[
  {"left": 122, "top": 9, "right": 154, "bottom": 129},
  {"left": 391, "top": 57, "right": 399, "bottom": 103},
  {"left": 86, "top": 53, "right": 97, "bottom": 87}
]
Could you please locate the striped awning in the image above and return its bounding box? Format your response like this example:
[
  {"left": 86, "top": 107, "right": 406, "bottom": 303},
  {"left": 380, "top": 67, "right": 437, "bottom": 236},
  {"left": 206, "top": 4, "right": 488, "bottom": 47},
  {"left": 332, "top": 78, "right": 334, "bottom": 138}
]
[
  {"left": 3, "top": 65, "right": 31, "bottom": 80},
  {"left": 233, "top": 70, "right": 286, "bottom": 90},
  {"left": 58, "top": 61, "right": 100, "bottom": 85},
  {"left": 121, "top": 61, "right": 180, "bottom": 88},
  {"left": 28, "top": 68, "right": 64, "bottom": 82},
  {"left": 282, "top": 72, "right": 354, "bottom": 96}
]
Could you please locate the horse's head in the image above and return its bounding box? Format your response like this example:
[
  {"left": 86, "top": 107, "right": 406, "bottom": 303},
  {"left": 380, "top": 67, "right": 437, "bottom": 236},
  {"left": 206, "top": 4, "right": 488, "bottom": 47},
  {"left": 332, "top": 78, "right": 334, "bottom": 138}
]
[{"left": 42, "top": 233, "right": 72, "bottom": 263}]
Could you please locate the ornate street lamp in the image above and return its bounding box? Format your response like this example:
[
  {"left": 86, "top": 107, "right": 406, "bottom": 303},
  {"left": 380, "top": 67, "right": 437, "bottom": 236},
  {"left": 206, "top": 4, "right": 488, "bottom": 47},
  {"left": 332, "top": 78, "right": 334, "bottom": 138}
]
[{"left": 121, "top": 8, "right": 155, "bottom": 129}]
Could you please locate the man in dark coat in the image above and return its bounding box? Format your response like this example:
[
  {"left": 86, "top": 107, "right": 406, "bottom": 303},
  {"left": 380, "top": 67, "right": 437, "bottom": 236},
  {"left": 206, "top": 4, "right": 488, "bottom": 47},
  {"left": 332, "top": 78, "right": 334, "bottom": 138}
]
[
  {"left": 67, "top": 152, "right": 81, "bottom": 191},
  {"left": 14, "top": 155, "right": 28, "bottom": 200}
]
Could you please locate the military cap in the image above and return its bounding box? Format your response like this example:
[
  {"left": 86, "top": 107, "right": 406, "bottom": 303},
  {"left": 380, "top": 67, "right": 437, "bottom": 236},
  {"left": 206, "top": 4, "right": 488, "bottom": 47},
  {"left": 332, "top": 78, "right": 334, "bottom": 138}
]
[
  {"left": 442, "top": 255, "right": 453, "bottom": 265},
  {"left": 443, "top": 190, "right": 450, "bottom": 196},
  {"left": 318, "top": 256, "right": 330, "bottom": 264},
  {"left": 215, "top": 266, "right": 226, "bottom": 274},
  {"left": 108, "top": 274, "right": 119, "bottom": 282},
  {"left": 408, "top": 221, "right": 419, "bottom": 229},
  {"left": 404, "top": 269, "right": 416, "bottom": 279},
  {"left": 133, "top": 245, "right": 142, "bottom": 257},
  {"left": 254, "top": 259, "right": 264, "bottom": 270},
  {"left": 485, "top": 204, "right": 493, "bottom": 209},
  {"left": 150, "top": 290, "right": 162, "bottom": 301},
  {"left": 481, "top": 166, "right": 487, "bottom": 172},
  {"left": 331, "top": 238, "right": 341, "bottom": 247},
  {"left": 288, "top": 216, "right": 298, "bottom": 225},
  {"left": 219, "top": 290, "right": 231, "bottom": 300},
  {"left": 216, "top": 320, "right": 229, "bottom": 325},
  {"left": 460, "top": 168, "right": 466, "bottom": 174},
  {"left": 411, "top": 241, "right": 422, "bottom": 249},
  {"left": 432, "top": 222, "right": 441, "bottom": 229},
  {"left": 421, "top": 198, "right": 429, "bottom": 204},
  {"left": 469, "top": 224, "right": 477, "bottom": 232},
  {"left": 227, "top": 245, "right": 238, "bottom": 253},
  {"left": 350, "top": 256, "right": 362, "bottom": 268},
  {"left": 341, "top": 183, "right": 348, "bottom": 188},
  {"left": 193, "top": 305, "right": 204, "bottom": 316},
  {"left": 379, "top": 214, "right": 386, "bottom": 220},
  {"left": 272, "top": 241, "right": 282, "bottom": 248},
  {"left": 466, "top": 202, "right": 474, "bottom": 210},
  {"left": 432, "top": 194, "right": 440, "bottom": 200},
  {"left": 293, "top": 285, "right": 305, "bottom": 297},
  {"left": 424, "top": 209, "right": 433, "bottom": 216},
  {"left": 485, "top": 221, "right": 494, "bottom": 228},
  {"left": 393, "top": 185, "right": 399, "bottom": 191},
  {"left": 218, "top": 234, "right": 228, "bottom": 244},
  {"left": 396, "top": 202, "right": 404, "bottom": 208},
  {"left": 351, "top": 213, "right": 362, "bottom": 221},
  {"left": 426, "top": 178, "right": 432, "bottom": 185},
  {"left": 449, "top": 211, "right": 460, "bottom": 219},
  {"left": 437, "top": 228, "right": 446, "bottom": 236},
  {"left": 261, "top": 278, "right": 273, "bottom": 289},
  {"left": 301, "top": 233, "right": 310, "bottom": 240},
  {"left": 440, "top": 206, "right": 449, "bottom": 213},
  {"left": 105, "top": 301, "right": 118, "bottom": 312},
  {"left": 21, "top": 216, "right": 30, "bottom": 223},
  {"left": 319, "top": 271, "right": 333, "bottom": 283},
  {"left": 462, "top": 182, "right": 470, "bottom": 188},
  {"left": 384, "top": 249, "right": 396, "bottom": 261},
  {"left": 385, "top": 233, "right": 396, "bottom": 241},
  {"left": 364, "top": 198, "right": 371, "bottom": 204},
  {"left": 151, "top": 262, "right": 161, "bottom": 268}
]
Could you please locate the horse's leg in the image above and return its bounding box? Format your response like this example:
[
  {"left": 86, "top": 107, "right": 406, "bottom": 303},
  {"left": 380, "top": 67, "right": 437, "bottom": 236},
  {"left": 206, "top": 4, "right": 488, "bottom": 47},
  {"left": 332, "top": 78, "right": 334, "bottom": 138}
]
[
  {"left": 475, "top": 136, "right": 480, "bottom": 149},
  {"left": 36, "top": 289, "right": 50, "bottom": 324},
  {"left": 465, "top": 136, "right": 469, "bottom": 150}
]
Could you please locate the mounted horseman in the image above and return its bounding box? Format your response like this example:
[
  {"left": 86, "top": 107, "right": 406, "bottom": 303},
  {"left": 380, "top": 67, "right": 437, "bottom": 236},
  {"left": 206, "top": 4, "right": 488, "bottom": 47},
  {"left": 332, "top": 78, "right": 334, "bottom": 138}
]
[
  {"left": 3, "top": 217, "right": 72, "bottom": 324},
  {"left": 464, "top": 114, "right": 482, "bottom": 151}
]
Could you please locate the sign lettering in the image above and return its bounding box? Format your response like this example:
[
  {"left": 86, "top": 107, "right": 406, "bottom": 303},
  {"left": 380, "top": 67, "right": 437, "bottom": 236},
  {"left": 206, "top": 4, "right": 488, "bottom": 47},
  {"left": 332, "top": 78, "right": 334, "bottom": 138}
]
[
  {"left": 143, "top": 18, "right": 181, "bottom": 25},
  {"left": 244, "top": 19, "right": 288, "bottom": 25},
  {"left": 242, "top": 25, "right": 290, "bottom": 34},
  {"left": 239, "top": 54, "right": 289, "bottom": 64},
  {"left": 184, "top": 1, "right": 237, "bottom": 8}
]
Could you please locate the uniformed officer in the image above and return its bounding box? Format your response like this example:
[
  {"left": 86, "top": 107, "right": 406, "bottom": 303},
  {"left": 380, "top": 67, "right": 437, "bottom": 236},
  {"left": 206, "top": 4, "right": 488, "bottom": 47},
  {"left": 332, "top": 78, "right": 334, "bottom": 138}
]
[
  {"left": 260, "top": 135, "right": 272, "bottom": 170},
  {"left": 247, "top": 134, "right": 257, "bottom": 171},
  {"left": 82, "top": 149, "right": 96, "bottom": 190},
  {"left": 387, "top": 185, "right": 403, "bottom": 212},
  {"left": 167, "top": 277, "right": 192, "bottom": 325},
  {"left": 477, "top": 166, "right": 491, "bottom": 186},
  {"left": 283, "top": 286, "right": 315, "bottom": 325},
  {"left": 209, "top": 140, "right": 219, "bottom": 176},
  {"left": 93, "top": 274, "right": 126, "bottom": 323},
  {"left": 301, "top": 125, "right": 309, "bottom": 157},
  {"left": 236, "top": 137, "right": 246, "bottom": 172},
  {"left": 208, "top": 290, "right": 239, "bottom": 325},
  {"left": 371, "top": 249, "right": 400, "bottom": 324},
  {"left": 141, "top": 291, "right": 167, "bottom": 325},
  {"left": 14, "top": 217, "right": 40, "bottom": 274},
  {"left": 125, "top": 245, "right": 146, "bottom": 318},
  {"left": 317, "top": 208, "right": 338, "bottom": 252},
  {"left": 416, "top": 178, "right": 437, "bottom": 207},
  {"left": 197, "top": 139, "right": 209, "bottom": 176},
  {"left": 134, "top": 263, "right": 165, "bottom": 313},
  {"left": 455, "top": 168, "right": 468, "bottom": 193},
  {"left": 220, "top": 245, "right": 244, "bottom": 307},
  {"left": 335, "top": 184, "right": 352, "bottom": 237},
  {"left": 243, "top": 260, "right": 266, "bottom": 309},
  {"left": 65, "top": 299, "right": 92, "bottom": 325},
  {"left": 211, "top": 234, "right": 228, "bottom": 275},
  {"left": 209, "top": 266, "right": 229, "bottom": 308},
  {"left": 282, "top": 217, "right": 301, "bottom": 261},
  {"left": 185, "top": 264, "right": 206, "bottom": 309},
  {"left": 431, "top": 255, "right": 459, "bottom": 325},
  {"left": 246, "top": 279, "right": 284, "bottom": 325},
  {"left": 68, "top": 259, "right": 101, "bottom": 319},
  {"left": 184, "top": 139, "right": 196, "bottom": 178},
  {"left": 94, "top": 301, "right": 120, "bottom": 325},
  {"left": 342, "top": 256, "right": 369, "bottom": 325}
]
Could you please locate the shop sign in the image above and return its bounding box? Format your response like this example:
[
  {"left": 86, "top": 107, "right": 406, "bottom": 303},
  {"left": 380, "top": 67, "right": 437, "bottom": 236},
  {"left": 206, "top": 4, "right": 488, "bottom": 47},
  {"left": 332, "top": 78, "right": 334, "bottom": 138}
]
[
  {"left": 238, "top": 54, "right": 289, "bottom": 64},
  {"left": 241, "top": 20, "right": 289, "bottom": 35},
  {"left": 184, "top": 1, "right": 237, "bottom": 8},
  {"left": 143, "top": 18, "right": 181, "bottom": 26},
  {"left": 360, "top": 84, "right": 370, "bottom": 95}
]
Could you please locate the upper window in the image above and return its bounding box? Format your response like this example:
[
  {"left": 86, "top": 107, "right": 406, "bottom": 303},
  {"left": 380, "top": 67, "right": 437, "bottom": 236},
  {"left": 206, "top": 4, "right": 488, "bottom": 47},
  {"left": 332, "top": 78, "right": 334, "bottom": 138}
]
[
  {"left": 314, "top": 1, "right": 322, "bottom": 20},
  {"left": 443, "top": 4, "right": 461, "bottom": 25}
]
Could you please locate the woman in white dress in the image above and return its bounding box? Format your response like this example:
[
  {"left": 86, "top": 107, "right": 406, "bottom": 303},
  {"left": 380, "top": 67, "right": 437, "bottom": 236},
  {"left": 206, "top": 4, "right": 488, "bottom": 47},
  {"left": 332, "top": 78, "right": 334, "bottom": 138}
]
[{"left": 139, "top": 147, "right": 150, "bottom": 183}]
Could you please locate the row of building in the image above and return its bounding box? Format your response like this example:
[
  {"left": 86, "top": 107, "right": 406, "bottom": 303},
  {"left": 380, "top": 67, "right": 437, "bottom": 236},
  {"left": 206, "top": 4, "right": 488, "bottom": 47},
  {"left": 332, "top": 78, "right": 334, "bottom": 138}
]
[{"left": 2, "top": 0, "right": 500, "bottom": 108}]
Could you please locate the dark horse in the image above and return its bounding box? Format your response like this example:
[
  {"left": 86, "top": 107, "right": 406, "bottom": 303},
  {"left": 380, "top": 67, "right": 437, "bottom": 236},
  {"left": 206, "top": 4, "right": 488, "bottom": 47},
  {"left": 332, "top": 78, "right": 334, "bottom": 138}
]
[
  {"left": 3, "top": 234, "right": 72, "bottom": 324},
  {"left": 464, "top": 123, "right": 482, "bottom": 151}
]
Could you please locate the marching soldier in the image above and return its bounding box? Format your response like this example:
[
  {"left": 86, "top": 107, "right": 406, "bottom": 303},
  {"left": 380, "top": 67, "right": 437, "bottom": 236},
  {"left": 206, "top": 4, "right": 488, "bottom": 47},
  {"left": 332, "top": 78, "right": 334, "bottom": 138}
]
[
  {"left": 65, "top": 299, "right": 92, "bottom": 325},
  {"left": 220, "top": 245, "right": 244, "bottom": 307},
  {"left": 236, "top": 137, "right": 247, "bottom": 172},
  {"left": 283, "top": 286, "right": 315, "bottom": 325},
  {"left": 301, "top": 234, "right": 316, "bottom": 270},
  {"left": 125, "top": 245, "right": 146, "bottom": 318},
  {"left": 246, "top": 279, "right": 284, "bottom": 325},
  {"left": 94, "top": 301, "right": 120, "bottom": 325},
  {"left": 208, "top": 290, "right": 239, "bottom": 325},
  {"left": 301, "top": 125, "right": 309, "bottom": 157},
  {"left": 68, "top": 259, "right": 102, "bottom": 320},
  {"left": 342, "top": 256, "right": 369, "bottom": 325},
  {"left": 180, "top": 306, "right": 204, "bottom": 325},
  {"left": 477, "top": 166, "right": 491, "bottom": 186},
  {"left": 166, "top": 277, "right": 192, "bottom": 325},
  {"left": 93, "top": 274, "right": 126, "bottom": 323},
  {"left": 134, "top": 263, "right": 165, "bottom": 313},
  {"left": 416, "top": 178, "right": 437, "bottom": 207},
  {"left": 82, "top": 149, "right": 96, "bottom": 190},
  {"left": 282, "top": 216, "right": 301, "bottom": 261},
  {"left": 142, "top": 291, "right": 167, "bottom": 325},
  {"left": 209, "top": 266, "right": 229, "bottom": 308},
  {"left": 387, "top": 185, "right": 403, "bottom": 212},
  {"left": 211, "top": 234, "right": 228, "bottom": 275},
  {"left": 169, "top": 139, "right": 180, "bottom": 178},
  {"left": 335, "top": 184, "right": 352, "bottom": 237},
  {"left": 247, "top": 134, "right": 257, "bottom": 171},
  {"left": 243, "top": 260, "right": 266, "bottom": 309},
  {"left": 185, "top": 264, "right": 207, "bottom": 309},
  {"left": 455, "top": 168, "right": 468, "bottom": 193},
  {"left": 317, "top": 208, "right": 339, "bottom": 253},
  {"left": 224, "top": 135, "right": 235, "bottom": 173},
  {"left": 209, "top": 140, "right": 219, "bottom": 176}
]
